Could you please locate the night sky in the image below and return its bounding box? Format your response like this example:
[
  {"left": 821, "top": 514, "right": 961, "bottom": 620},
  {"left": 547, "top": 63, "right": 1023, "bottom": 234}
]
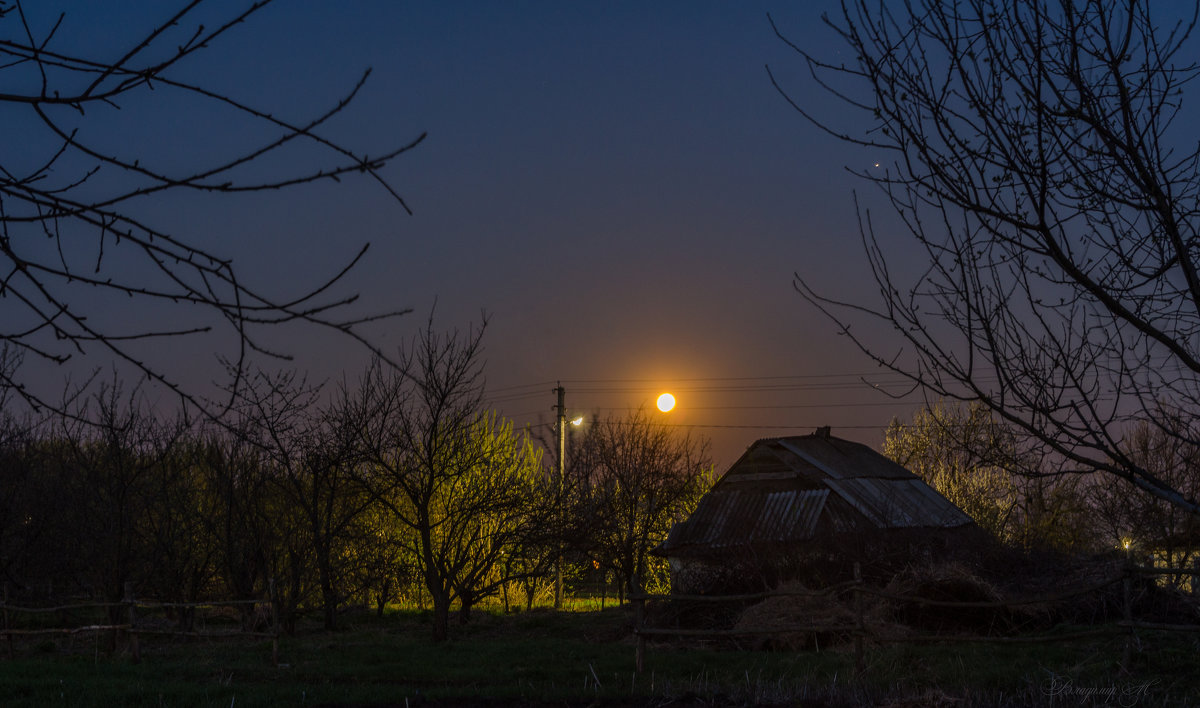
[{"left": 10, "top": 1, "right": 928, "bottom": 468}]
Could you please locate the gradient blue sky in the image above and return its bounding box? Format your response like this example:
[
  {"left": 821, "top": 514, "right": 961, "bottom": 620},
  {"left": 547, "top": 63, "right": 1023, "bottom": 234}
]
[{"left": 11, "top": 1, "right": 925, "bottom": 467}]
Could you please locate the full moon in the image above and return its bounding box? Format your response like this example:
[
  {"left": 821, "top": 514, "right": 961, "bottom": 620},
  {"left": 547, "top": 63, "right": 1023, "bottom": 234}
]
[{"left": 656, "top": 392, "right": 676, "bottom": 412}]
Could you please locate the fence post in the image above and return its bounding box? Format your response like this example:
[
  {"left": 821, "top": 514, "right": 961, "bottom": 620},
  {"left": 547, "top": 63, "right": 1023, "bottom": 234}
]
[
  {"left": 853, "top": 562, "right": 864, "bottom": 677},
  {"left": 269, "top": 577, "right": 279, "bottom": 667},
  {"left": 1121, "top": 559, "right": 1134, "bottom": 673},
  {"left": 1118, "top": 556, "right": 1137, "bottom": 672},
  {"left": 3, "top": 583, "right": 12, "bottom": 659},
  {"left": 633, "top": 574, "right": 645, "bottom": 673},
  {"left": 124, "top": 581, "right": 141, "bottom": 664}
]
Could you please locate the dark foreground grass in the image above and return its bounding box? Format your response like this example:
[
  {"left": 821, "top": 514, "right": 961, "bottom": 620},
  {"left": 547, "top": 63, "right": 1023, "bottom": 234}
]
[{"left": 1, "top": 606, "right": 1197, "bottom": 707}]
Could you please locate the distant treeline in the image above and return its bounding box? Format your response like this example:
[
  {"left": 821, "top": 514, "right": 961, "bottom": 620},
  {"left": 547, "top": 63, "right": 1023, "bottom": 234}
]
[
  {"left": 0, "top": 326, "right": 713, "bottom": 642},
  {"left": 885, "top": 401, "right": 1200, "bottom": 571}
]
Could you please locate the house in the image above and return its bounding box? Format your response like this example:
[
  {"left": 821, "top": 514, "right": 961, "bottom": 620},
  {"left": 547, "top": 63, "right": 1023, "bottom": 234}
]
[{"left": 657, "top": 428, "right": 981, "bottom": 592}]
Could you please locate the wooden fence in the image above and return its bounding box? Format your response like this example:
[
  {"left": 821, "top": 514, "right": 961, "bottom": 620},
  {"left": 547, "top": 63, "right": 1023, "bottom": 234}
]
[
  {"left": 631, "top": 562, "right": 1200, "bottom": 674},
  {"left": 1, "top": 581, "right": 280, "bottom": 664}
]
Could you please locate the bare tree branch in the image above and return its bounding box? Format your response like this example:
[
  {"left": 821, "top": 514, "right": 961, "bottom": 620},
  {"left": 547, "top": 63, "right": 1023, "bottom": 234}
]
[
  {"left": 0, "top": 1, "right": 422, "bottom": 418},
  {"left": 779, "top": 0, "right": 1200, "bottom": 514}
]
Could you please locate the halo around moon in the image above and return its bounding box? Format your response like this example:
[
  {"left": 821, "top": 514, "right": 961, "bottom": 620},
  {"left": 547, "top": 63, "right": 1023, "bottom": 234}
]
[{"left": 656, "top": 392, "right": 676, "bottom": 412}]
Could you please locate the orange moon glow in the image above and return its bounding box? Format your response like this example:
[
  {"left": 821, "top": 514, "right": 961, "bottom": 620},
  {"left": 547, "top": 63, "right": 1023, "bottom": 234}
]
[{"left": 656, "top": 393, "right": 676, "bottom": 412}]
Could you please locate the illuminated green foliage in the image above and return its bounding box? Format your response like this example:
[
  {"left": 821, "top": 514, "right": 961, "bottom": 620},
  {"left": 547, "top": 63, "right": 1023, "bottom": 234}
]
[
  {"left": 570, "top": 407, "right": 714, "bottom": 598},
  {"left": 884, "top": 401, "right": 1094, "bottom": 552}
]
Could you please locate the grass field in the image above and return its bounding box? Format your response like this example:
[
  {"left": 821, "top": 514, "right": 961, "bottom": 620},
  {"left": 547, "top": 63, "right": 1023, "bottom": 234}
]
[{"left": 0, "top": 604, "right": 1197, "bottom": 707}]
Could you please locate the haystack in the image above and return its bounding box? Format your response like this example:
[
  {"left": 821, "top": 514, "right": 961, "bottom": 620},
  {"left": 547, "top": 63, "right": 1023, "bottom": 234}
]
[
  {"left": 883, "top": 562, "right": 1033, "bottom": 634},
  {"left": 732, "top": 581, "right": 907, "bottom": 651}
]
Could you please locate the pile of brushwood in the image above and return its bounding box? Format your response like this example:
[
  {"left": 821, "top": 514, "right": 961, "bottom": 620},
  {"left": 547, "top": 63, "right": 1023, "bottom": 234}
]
[{"left": 688, "top": 553, "right": 1200, "bottom": 650}]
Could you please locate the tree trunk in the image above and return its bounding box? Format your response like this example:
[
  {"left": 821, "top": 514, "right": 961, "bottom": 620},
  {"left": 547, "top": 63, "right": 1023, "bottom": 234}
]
[
  {"left": 321, "top": 575, "right": 337, "bottom": 631},
  {"left": 282, "top": 550, "right": 304, "bottom": 635},
  {"left": 459, "top": 597, "right": 473, "bottom": 624},
  {"left": 420, "top": 523, "right": 450, "bottom": 641},
  {"left": 375, "top": 578, "right": 391, "bottom": 618},
  {"left": 431, "top": 591, "right": 450, "bottom": 642},
  {"left": 318, "top": 547, "right": 338, "bottom": 631}
]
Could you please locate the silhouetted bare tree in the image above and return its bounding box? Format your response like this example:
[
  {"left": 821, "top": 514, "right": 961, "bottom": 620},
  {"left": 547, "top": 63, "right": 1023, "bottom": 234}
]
[
  {"left": 47, "top": 381, "right": 186, "bottom": 609},
  {"left": 572, "top": 408, "right": 713, "bottom": 599},
  {"left": 229, "top": 369, "right": 374, "bottom": 631},
  {"left": 0, "top": 379, "right": 40, "bottom": 588},
  {"left": 352, "top": 319, "right": 553, "bottom": 640},
  {"left": 778, "top": 0, "right": 1200, "bottom": 513},
  {"left": 0, "top": 1, "right": 421, "bottom": 413},
  {"left": 192, "top": 426, "right": 276, "bottom": 630}
]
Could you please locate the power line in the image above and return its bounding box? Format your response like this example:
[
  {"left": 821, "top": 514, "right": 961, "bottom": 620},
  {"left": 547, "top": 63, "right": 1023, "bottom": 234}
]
[
  {"left": 489, "top": 373, "right": 1001, "bottom": 398},
  {"left": 487, "top": 372, "right": 961, "bottom": 442},
  {"left": 486, "top": 380, "right": 556, "bottom": 395},
  {"left": 670, "top": 423, "right": 885, "bottom": 430},
  {"left": 556, "top": 372, "right": 913, "bottom": 383},
  {"left": 581, "top": 401, "right": 921, "bottom": 411},
  {"left": 515, "top": 420, "right": 888, "bottom": 432},
  {"left": 489, "top": 373, "right": 943, "bottom": 423},
  {"left": 486, "top": 375, "right": 953, "bottom": 402}
]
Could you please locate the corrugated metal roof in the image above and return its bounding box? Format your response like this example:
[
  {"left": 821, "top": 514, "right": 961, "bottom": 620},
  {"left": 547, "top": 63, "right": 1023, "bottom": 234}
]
[
  {"left": 660, "top": 431, "right": 974, "bottom": 555},
  {"left": 824, "top": 477, "right": 973, "bottom": 528},
  {"left": 664, "top": 488, "right": 829, "bottom": 550},
  {"left": 776, "top": 436, "right": 915, "bottom": 480}
]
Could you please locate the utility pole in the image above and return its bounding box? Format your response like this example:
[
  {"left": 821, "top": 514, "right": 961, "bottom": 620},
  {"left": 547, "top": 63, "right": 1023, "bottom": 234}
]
[
  {"left": 553, "top": 383, "right": 566, "bottom": 610},
  {"left": 553, "top": 384, "right": 567, "bottom": 609}
]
